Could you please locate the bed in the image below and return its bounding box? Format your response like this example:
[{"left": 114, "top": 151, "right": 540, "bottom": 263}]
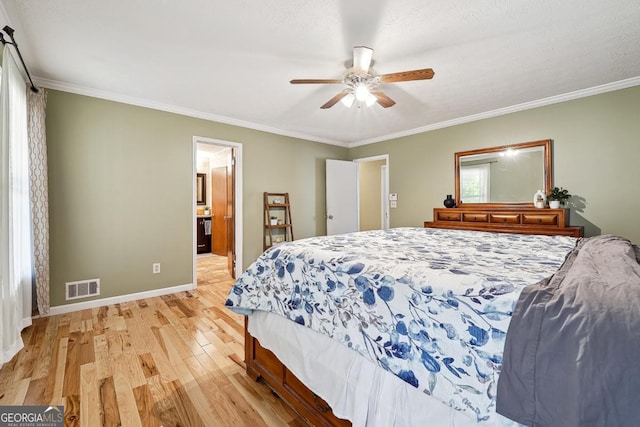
[{"left": 225, "top": 227, "right": 640, "bottom": 426}]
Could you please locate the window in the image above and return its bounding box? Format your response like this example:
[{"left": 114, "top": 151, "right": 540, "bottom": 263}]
[{"left": 460, "top": 163, "right": 490, "bottom": 203}]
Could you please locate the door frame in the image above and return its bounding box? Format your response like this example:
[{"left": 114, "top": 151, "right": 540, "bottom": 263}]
[
  {"left": 192, "top": 136, "right": 243, "bottom": 283},
  {"left": 353, "top": 154, "right": 390, "bottom": 229}
]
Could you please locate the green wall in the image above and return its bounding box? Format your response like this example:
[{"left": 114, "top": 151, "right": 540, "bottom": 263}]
[
  {"left": 350, "top": 85, "right": 640, "bottom": 244},
  {"left": 46, "top": 90, "right": 348, "bottom": 307}
]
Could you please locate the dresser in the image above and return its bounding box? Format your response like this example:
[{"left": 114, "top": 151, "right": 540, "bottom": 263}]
[{"left": 424, "top": 207, "right": 583, "bottom": 237}]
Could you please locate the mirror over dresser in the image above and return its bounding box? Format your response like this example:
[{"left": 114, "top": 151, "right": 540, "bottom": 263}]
[{"left": 425, "top": 139, "right": 583, "bottom": 237}]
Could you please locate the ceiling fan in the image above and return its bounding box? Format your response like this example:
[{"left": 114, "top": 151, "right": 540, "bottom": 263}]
[{"left": 290, "top": 46, "right": 434, "bottom": 109}]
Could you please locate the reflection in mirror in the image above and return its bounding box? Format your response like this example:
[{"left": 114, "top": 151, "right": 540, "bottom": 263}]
[
  {"left": 455, "top": 139, "right": 551, "bottom": 206},
  {"left": 196, "top": 173, "right": 206, "bottom": 205}
]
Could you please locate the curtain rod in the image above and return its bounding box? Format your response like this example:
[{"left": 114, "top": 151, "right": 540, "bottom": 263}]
[{"left": 0, "top": 25, "right": 39, "bottom": 93}]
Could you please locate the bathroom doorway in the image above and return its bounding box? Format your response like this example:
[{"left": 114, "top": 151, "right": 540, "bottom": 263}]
[{"left": 194, "top": 137, "right": 243, "bottom": 285}]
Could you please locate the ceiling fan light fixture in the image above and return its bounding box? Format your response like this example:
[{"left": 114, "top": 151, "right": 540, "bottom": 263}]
[
  {"left": 355, "top": 84, "right": 370, "bottom": 101},
  {"left": 365, "top": 93, "right": 377, "bottom": 107},
  {"left": 341, "top": 93, "right": 355, "bottom": 108}
]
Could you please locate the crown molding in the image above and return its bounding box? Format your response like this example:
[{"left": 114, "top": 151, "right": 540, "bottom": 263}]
[
  {"left": 349, "top": 76, "right": 640, "bottom": 147},
  {"left": 34, "top": 77, "right": 350, "bottom": 148},
  {"left": 35, "top": 75, "right": 639, "bottom": 149}
]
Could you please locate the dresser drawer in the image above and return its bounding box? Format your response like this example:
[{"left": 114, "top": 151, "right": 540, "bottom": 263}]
[
  {"left": 522, "top": 214, "right": 558, "bottom": 226},
  {"left": 490, "top": 214, "right": 520, "bottom": 224},
  {"left": 427, "top": 208, "right": 580, "bottom": 237},
  {"left": 463, "top": 213, "right": 488, "bottom": 222},
  {"left": 437, "top": 211, "right": 461, "bottom": 221}
]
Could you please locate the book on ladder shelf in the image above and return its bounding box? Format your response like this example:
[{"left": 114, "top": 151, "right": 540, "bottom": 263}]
[{"left": 263, "top": 192, "right": 294, "bottom": 250}]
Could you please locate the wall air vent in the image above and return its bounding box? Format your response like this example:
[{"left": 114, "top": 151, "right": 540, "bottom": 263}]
[{"left": 65, "top": 278, "right": 100, "bottom": 301}]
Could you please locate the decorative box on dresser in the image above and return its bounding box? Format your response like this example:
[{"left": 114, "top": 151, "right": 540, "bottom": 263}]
[{"left": 425, "top": 207, "right": 583, "bottom": 237}]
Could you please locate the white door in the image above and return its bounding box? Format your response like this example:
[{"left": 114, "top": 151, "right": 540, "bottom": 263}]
[{"left": 326, "top": 159, "right": 359, "bottom": 235}]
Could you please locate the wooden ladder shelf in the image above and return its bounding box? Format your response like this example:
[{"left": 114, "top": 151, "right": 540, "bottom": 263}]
[{"left": 263, "top": 192, "right": 294, "bottom": 250}]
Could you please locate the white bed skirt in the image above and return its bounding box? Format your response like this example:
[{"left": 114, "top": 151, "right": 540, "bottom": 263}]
[{"left": 248, "top": 310, "right": 522, "bottom": 427}]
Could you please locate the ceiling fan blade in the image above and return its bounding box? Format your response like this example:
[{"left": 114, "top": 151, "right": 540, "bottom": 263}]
[
  {"left": 371, "top": 90, "right": 396, "bottom": 108},
  {"left": 320, "top": 91, "right": 348, "bottom": 109},
  {"left": 290, "top": 79, "right": 343, "bottom": 84},
  {"left": 353, "top": 46, "right": 373, "bottom": 74},
  {"left": 379, "top": 68, "right": 435, "bottom": 83}
]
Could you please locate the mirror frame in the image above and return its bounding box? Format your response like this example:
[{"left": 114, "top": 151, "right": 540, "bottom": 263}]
[
  {"left": 454, "top": 139, "right": 552, "bottom": 207},
  {"left": 196, "top": 173, "right": 206, "bottom": 205}
]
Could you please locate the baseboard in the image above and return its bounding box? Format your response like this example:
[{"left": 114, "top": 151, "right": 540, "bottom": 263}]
[{"left": 48, "top": 283, "right": 195, "bottom": 316}]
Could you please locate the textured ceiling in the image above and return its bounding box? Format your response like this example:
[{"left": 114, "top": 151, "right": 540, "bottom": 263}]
[{"left": 1, "top": 0, "right": 639, "bottom": 146}]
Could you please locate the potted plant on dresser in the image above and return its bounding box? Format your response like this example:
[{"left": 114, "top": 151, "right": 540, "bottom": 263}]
[{"left": 548, "top": 187, "right": 571, "bottom": 209}]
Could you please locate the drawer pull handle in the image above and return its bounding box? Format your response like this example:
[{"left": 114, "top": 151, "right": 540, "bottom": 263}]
[
  {"left": 538, "top": 218, "right": 542, "bottom": 223},
  {"left": 503, "top": 218, "right": 507, "bottom": 222},
  {"left": 313, "top": 393, "right": 330, "bottom": 413}
]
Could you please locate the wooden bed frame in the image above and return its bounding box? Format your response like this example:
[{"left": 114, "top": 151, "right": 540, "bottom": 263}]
[
  {"left": 244, "top": 318, "right": 349, "bottom": 426},
  {"left": 243, "top": 213, "right": 583, "bottom": 425}
]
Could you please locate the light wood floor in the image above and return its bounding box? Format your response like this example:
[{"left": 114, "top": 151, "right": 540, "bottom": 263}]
[{"left": 0, "top": 255, "right": 308, "bottom": 426}]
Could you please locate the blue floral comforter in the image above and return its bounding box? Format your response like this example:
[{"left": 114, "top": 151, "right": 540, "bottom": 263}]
[{"left": 225, "top": 227, "right": 575, "bottom": 422}]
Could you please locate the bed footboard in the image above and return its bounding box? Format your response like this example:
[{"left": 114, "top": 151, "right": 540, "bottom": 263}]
[{"left": 244, "top": 318, "right": 350, "bottom": 427}]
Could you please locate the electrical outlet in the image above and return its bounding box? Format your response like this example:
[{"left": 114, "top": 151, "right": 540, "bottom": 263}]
[{"left": 152, "top": 263, "right": 161, "bottom": 274}]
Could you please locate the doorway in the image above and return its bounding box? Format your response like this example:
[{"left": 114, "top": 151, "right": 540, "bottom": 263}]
[
  {"left": 193, "top": 136, "right": 243, "bottom": 287},
  {"left": 326, "top": 155, "right": 389, "bottom": 235},
  {"left": 356, "top": 157, "right": 389, "bottom": 231}
]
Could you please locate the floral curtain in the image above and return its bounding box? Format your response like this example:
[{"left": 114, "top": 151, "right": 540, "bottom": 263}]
[{"left": 28, "top": 88, "right": 49, "bottom": 315}]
